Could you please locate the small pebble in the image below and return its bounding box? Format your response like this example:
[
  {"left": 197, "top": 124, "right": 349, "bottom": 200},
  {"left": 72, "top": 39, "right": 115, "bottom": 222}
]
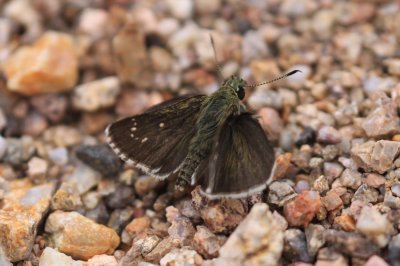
[
  {"left": 317, "top": 126, "right": 342, "bottom": 144},
  {"left": 160, "top": 248, "right": 202, "bottom": 266},
  {"left": 268, "top": 181, "right": 297, "bottom": 207},
  {"left": 73, "top": 77, "right": 120, "bottom": 112}
]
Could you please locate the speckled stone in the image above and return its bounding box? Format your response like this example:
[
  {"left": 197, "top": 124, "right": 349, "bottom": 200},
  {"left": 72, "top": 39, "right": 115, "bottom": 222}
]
[{"left": 213, "top": 203, "right": 283, "bottom": 266}]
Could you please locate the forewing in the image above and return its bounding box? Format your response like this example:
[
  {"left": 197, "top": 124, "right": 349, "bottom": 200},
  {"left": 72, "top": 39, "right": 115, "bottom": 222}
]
[
  {"left": 105, "top": 94, "right": 206, "bottom": 179},
  {"left": 200, "top": 113, "right": 275, "bottom": 199}
]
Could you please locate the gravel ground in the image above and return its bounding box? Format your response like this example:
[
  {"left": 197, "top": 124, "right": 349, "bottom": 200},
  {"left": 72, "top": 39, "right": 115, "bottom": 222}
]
[{"left": 0, "top": 0, "right": 399, "bottom": 265}]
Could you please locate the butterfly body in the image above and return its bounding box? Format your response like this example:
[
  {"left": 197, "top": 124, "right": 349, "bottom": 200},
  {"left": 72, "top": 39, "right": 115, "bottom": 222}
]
[
  {"left": 176, "top": 77, "right": 245, "bottom": 190},
  {"left": 105, "top": 75, "right": 276, "bottom": 199}
]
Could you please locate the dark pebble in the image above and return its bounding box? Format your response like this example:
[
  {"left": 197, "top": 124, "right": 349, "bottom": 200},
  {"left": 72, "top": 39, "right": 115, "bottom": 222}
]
[
  {"left": 106, "top": 185, "right": 135, "bottom": 209},
  {"left": 75, "top": 144, "right": 122, "bottom": 178},
  {"left": 296, "top": 127, "right": 316, "bottom": 147}
]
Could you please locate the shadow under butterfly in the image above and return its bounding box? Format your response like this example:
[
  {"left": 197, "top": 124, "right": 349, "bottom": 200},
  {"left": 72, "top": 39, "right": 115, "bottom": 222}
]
[{"left": 105, "top": 36, "right": 301, "bottom": 199}]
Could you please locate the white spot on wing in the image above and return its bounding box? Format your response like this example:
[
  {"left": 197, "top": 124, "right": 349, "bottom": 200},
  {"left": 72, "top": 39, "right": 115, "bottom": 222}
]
[
  {"left": 141, "top": 137, "right": 148, "bottom": 143},
  {"left": 159, "top": 122, "right": 165, "bottom": 128},
  {"left": 131, "top": 127, "right": 137, "bottom": 132}
]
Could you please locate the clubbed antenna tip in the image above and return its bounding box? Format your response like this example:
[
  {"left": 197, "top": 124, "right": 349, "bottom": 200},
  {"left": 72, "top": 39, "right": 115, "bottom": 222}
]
[{"left": 246, "top": 69, "right": 303, "bottom": 88}]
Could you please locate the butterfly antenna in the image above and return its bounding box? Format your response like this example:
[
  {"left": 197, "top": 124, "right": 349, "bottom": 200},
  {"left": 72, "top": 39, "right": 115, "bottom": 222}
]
[
  {"left": 245, "top": 69, "right": 302, "bottom": 88},
  {"left": 210, "top": 34, "right": 224, "bottom": 81}
]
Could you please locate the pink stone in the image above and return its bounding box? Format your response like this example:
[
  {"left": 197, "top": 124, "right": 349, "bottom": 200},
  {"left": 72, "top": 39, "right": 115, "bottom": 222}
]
[{"left": 284, "top": 191, "right": 321, "bottom": 227}]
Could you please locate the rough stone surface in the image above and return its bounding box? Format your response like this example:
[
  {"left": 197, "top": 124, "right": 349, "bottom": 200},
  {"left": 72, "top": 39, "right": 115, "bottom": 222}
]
[
  {"left": 45, "top": 211, "right": 120, "bottom": 260},
  {"left": 361, "top": 97, "right": 400, "bottom": 138},
  {"left": 284, "top": 191, "right": 321, "bottom": 227},
  {"left": 268, "top": 180, "right": 297, "bottom": 206},
  {"left": 324, "top": 230, "right": 380, "bottom": 259},
  {"left": 213, "top": 203, "right": 283, "bottom": 266},
  {"left": 51, "top": 182, "right": 82, "bottom": 211},
  {"left": 305, "top": 224, "right": 326, "bottom": 258},
  {"left": 194, "top": 225, "right": 225, "bottom": 259},
  {"left": 192, "top": 188, "right": 247, "bottom": 233},
  {"left": 352, "top": 140, "right": 400, "bottom": 174},
  {"left": 0, "top": 180, "right": 54, "bottom": 262}
]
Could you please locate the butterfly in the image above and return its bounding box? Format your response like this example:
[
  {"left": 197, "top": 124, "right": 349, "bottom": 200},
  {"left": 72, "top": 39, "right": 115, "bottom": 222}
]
[{"left": 105, "top": 37, "right": 300, "bottom": 199}]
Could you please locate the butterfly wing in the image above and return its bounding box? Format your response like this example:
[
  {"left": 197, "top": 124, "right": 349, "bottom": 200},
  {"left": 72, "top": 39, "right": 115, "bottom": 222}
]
[
  {"left": 105, "top": 94, "right": 207, "bottom": 179},
  {"left": 200, "top": 113, "right": 275, "bottom": 199}
]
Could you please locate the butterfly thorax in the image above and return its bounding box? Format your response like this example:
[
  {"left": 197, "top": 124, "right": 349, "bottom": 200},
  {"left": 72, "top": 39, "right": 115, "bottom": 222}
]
[{"left": 176, "top": 81, "right": 244, "bottom": 189}]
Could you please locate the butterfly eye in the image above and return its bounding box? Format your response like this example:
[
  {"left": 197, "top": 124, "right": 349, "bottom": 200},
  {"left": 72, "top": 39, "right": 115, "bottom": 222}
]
[{"left": 237, "top": 86, "right": 245, "bottom": 100}]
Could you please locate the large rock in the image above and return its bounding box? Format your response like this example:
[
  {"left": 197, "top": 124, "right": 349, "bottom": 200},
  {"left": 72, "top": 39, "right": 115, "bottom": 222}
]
[
  {"left": 3, "top": 31, "right": 78, "bottom": 95},
  {"left": 356, "top": 206, "right": 391, "bottom": 247},
  {"left": 213, "top": 203, "right": 283, "bottom": 266},
  {"left": 0, "top": 180, "right": 55, "bottom": 262},
  {"left": 352, "top": 140, "right": 400, "bottom": 174},
  {"left": 45, "top": 211, "right": 120, "bottom": 260},
  {"left": 361, "top": 96, "right": 400, "bottom": 138}
]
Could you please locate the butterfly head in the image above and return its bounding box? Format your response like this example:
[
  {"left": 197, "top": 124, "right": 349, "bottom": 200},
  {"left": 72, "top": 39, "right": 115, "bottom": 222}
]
[{"left": 223, "top": 76, "right": 246, "bottom": 100}]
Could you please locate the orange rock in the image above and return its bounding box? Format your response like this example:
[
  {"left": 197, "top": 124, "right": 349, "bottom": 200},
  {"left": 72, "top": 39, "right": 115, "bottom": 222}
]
[
  {"left": 283, "top": 190, "right": 321, "bottom": 227},
  {"left": 272, "top": 153, "right": 293, "bottom": 180},
  {"left": 321, "top": 191, "right": 343, "bottom": 211},
  {"left": 334, "top": 214, "right": 356, "bottom": 232},
  {"left": 3, "top": 31, "right": 78, "bottom": 95},
  {"left": 124, "top": 216, "right": 151, "bottom": 239},
  {"left": 45, "top": 211, "right": 120, "bottom": 260},
  {"left": 0, "top": 181, "right": 55, "bottom": 262}
]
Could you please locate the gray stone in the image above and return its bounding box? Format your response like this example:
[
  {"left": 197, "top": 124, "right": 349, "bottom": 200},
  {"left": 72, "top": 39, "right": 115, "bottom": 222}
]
[
  {"left": 66, "top": 161, "right": 101, "bottom": 194},
  {"left": 305, "top": 224, "right": 326, "bottom": 259},
  {"left": 283, "top": 229, "right": 312, "bottom": 263},
  {"left": 340, "top": 169, "right": 362, "bottom": 190},
  {"left": 352, "top": 140, "right": 400, "bottom": 174},
  {"left": 362, "top": 96, "right": 400, "bottom": 137},
  {"left": 268, "top": 181, "right": 297, "bottom": 206},
  {"left": 324, "top": 229, "right": 380, "bottom": 259},
  {"left": 3, "top": 136, "right": 35, "bottom": 166},
  {"left": 75, "top": 144, "right": 121, "bottom": 178},
  {"left": 353, "top": 184, "right": 379, "bottom": 204}
]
